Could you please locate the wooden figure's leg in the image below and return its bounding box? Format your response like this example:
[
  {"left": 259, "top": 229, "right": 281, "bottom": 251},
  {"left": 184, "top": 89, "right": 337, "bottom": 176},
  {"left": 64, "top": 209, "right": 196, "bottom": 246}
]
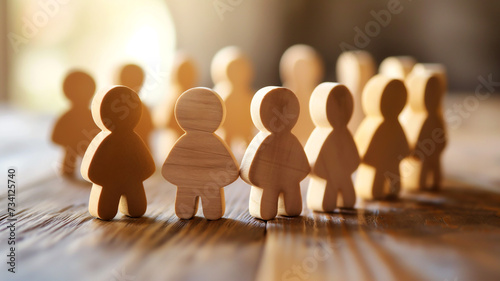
[
  {"left": 400, "top": 157, "right": 423, "bottom": 191},
  {"left": 338, "top": 177, "right": 356, "bottom": 209},
  {"left": 175, "top": 188, "right": 199, "bottom": 220},
  {"left": 201, "top": 188, "right": 225, "bottom": 220},
  {"left": 355, "top": 164, "right": 378, "bottom": 200},
  {"left": 386, "top": 167, "right": 401, "bottom": 199},
  {"left": 278, "top": 185, "right": 302, "bottom": 217},
  {"left": 419, "top": 160, "right": 429, "bottom": 191},
  {"left": 320, "top": 182, "right": 338, "bottom": 212},
  {"left": 249, "top": 186, "right": 279, "bottom": 220},
  {"left": 119, "top": 183, "right": 147, "bottom": 218},
  {"left": 372, "top": 171, "right": 387, "bottom": 200},
  {"left": 429, "top": 158, "right": 442, "bottom": 191},
  {"left": 306, "top": 177, "right": 327, "bottom": 212},
  {"left": 89, "top": 185, "right": 120, "bottom": 220},
  {"left": 61, "top": 149, "right": 76, "bottom": 176}
]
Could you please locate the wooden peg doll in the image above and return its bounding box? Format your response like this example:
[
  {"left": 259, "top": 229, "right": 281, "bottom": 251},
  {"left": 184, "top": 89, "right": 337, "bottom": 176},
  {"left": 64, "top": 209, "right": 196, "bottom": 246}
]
[
  {"left": 336, "top": 51, "right": 376, "bottom": 133},
  {"left": 240, "top": 87, "right": 310, "bottom": 220},
  {"left": 52, "top": 70, "right": 99, "bottom": 177},
  {"left": 81, "top": 86, "right": 155, "bottom": 220},
  {"left": 379, "top": 56, "right": 416, "bottom": 79},
  {"left": 280, "top": 44, "right": 324, "bottom": 145},
  {"left": 117, "top": 64, "right": 154, "bottom": 151},
  {"left": 354, "top": 75, "right": 410, "bottom": 200},
  {"left": 162, "top": 87, "right": 239, "bottom": 220},
  {"left": 305, "top": 83, "right": 360, "bottom": 212},
  {"left": 400, "top": 73, "right": 447, "bottom": 191},
  {"left": 211, "top": 46, "right": 254, "bottom": 146}
]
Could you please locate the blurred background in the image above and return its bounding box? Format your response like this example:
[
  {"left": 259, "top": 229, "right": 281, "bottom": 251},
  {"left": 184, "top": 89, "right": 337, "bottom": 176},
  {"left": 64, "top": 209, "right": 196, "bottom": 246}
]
[{"left": 1, "top": 0, "right": 499, "bottom": 112}]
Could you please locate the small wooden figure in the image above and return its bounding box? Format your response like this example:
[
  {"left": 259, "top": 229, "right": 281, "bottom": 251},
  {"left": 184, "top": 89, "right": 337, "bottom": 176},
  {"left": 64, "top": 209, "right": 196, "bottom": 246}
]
[
  {"left": 400, "top": 72, "right": 447, "bottom": 191},
  {"left": 379, "top": 56, "right": 416, "bottom": 79},
  {"left": 412, "top": 63, "right": 447, "bottom": 91},
  {"left": 240, "top": 87, "right": 310, "bottom": 220},
  {"left": 211, "top": 46, "right": 254, "bottom": 146},
  {"left": 52, "top": 70, "right": 99, "bottom": 177},
  {"left": 280, "top": 44, "right": 324, "bottom": 145},
  {"left": 162, "top": 87, "right": 239, "bottom": 220},
  {"left": 336, "top": 51, "right": 375, "bottom": 133},
  {"left": 354, "top": 75, "right": 410, "bottom": 200},
  {"left": 305, "top": 83, "right": 360, "bottom": 212},
  {"left": 81, "top": 86, "right": 155, "bottom": 220},
  {"left": 117, "top": 63, "right": 154, "bottom": 151}
]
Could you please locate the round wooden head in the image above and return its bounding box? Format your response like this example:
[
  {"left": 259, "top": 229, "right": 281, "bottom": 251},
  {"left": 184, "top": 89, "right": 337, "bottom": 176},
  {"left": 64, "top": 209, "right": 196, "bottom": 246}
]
[
  {"left": 92, "top": 86, "right": 143, "bottom": 132},
  {"left": 172, "top": 52, "right": 197, "bottom": 90},
  {"left": 118, "top": 64, "right": 145, "bottom": 93},
  {"left": 362, "top": 75, "right": 407, "bottom": 119},
  {"left": 279, "top": 44, "right": 323, "bottom": 87},
  {"left": 379, "top": 56, "right": 416, "bottom": 79},
  {"left": 63, "top": 70, "right": 95, "bottom": 105},
  {"left": 310, "top": 83, "right": 353, "bottom": 129},
  {"left": 251, "top": 87, "right": 300, "bottom": 133},
  {"left": 175, "top": 87, "right": 225, "bottom": 133},
  {"left": 211, "top": 46, "right": 253, "bottom": 85},
  {"left": 406, "top": 73, "right": 444, "bottom": 113}
]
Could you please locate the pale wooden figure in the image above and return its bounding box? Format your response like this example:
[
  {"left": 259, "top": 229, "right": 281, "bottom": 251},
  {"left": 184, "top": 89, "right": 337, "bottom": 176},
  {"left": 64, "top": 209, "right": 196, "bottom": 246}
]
[
  {"left": 412, "top": 63, "right": 447, "bottom": 92},
  {"left": 400, "top": 73, "right": 447, "bottom": 191},
  {"left": 336, "top": 51, "right": 376, "bottom": 133},
  {"left": 280, "top": 44, "right": 324, "bottom": 145},
  {"left": 305, "top": 83, "right": 360, "bottom": 212},
  {"left": 52, "top": 70, "right": 99, "bottom": 177},
  {"left": 211, "top": 46, "right": 254, "bottom": 146},
  {"left": 354, "top": 75, "right": 410, "bottom": 200},
  {"left": 162, "top": 87, "right": 239, "bottom": 220},
  {"left": 240, "top": 87, "right": 310, "bottom": 220},
  {"left": 81, "top": 86, "right": 155, "bottom": 220},
  {"left": 117, "top": 64, "right": 154, "bottom": 151},
  {"left": 379, "top": 56, "right": 417, "bottom": 79}
]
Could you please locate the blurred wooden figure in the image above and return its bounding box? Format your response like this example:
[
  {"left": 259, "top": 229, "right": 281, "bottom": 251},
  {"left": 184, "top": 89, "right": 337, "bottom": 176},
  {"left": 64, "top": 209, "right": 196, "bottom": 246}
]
[
  {"left": 162, "top": 88, "right": 239, "bottom": 220},
  {"left": 241, "top": 87, "right": 310, "bottom": 220},
  {"left": 305, "top": 83, "right": 359, "bottom": 212},
  {"left": 354, "top": 75, "right": 410, "bottom": 200},
  {"left": 400, "top": 73, "right": 447, "bottom": 191},
  {"left": 280, "top": 44, "right": 324, "bottom": 145},
  {"left": 117, "top": 64, "right": 154, "bottom": 151},
  {"left": 81, "top": 86, "right": 155, "bottom": 220},
  {"left": 52, "top": 70, "right": 99, "bottom": 177},
  {"left": 336, "top": 51, "right": 376, "bottom": 133},
  {"left": 379, "top": 56, "right": 417, "bottom": 79},
  {"left": 211, "top": 46, "right": 254, "bottom": 146}
]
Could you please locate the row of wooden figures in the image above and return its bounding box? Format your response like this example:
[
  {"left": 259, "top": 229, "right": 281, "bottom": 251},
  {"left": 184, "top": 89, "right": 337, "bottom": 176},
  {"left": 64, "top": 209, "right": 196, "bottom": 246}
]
[{"left": 75, "top": 66, "right": 445, "bottom": 221}]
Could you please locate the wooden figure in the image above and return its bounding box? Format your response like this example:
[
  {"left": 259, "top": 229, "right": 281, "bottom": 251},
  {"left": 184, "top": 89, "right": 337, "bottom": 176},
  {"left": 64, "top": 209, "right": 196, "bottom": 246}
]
[
  {"left": 400, "top": 72, "right": 447, "bottom": 191},
  {"left": 162, "top": 87, "right": 239, "bottom": 220},
  {"left": 305, "top": 83, "right": 360, "bottom": 212},
  {"left": 52, "top": 70, "right": 99, "bottom": 177},
  {"left": 412, "top": 63, "right": 447, "bottom": 91},
  {"left": 240, "top": 87, "right": 310, "bottom": 220},
  {"left": 354, "top": 75, "right": 410, "bottom": 200},
  {"left": 379, "top": 56, "right": 416, "bottom": 79},
  {"left": 336, "top": 51, "right": 376, "bottom": 133},
  {"left": 155, "top": 52, "right": 197, "bottom": 137},
  {"left": 211, "top": 46, "right": 254, "bottom": 146},
  {"left": 81, "top": 86, "right": 155, "bottom": 220},
  {"left": 117, "top": 63, "right": 154, "bottom": 151},
  {"left": 280, "top": 44, "right": 324, "bottom": 145}
]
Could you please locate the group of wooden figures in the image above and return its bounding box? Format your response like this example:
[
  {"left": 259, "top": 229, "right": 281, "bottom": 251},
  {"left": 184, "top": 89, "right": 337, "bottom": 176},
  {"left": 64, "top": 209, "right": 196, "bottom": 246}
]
[{"left": 51, "top": 45, "right": 447, "bottom": 221}]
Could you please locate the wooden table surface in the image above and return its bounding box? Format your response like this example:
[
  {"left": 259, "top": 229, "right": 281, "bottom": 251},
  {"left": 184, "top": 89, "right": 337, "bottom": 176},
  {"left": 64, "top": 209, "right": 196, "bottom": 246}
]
[{"left": 1, "top": 94, "right": 499, "bottom": 281}]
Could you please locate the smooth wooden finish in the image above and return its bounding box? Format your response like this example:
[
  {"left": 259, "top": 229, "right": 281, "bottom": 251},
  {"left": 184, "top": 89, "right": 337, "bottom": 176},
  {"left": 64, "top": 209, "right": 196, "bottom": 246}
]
[
  {"left": 336, "top": 51, "right": 376, "bottom": 133},
  {"left": 354, "top": 75, "right": 410, "bottom": 200},
  {"left": 81, "top": 86, "right": 155, "bottom": 220},
  {"left": 117, "top": 63, "right": 154, "bottom": 151},
  {"left": 412, "top": 63, "right": 448, "bottom": 90},
  {"left": 162, "top": 87, "right": 239, "bottom": 220},
  {"left": 400, "top": 73, "right": 447, "bottom": 191},
  {"left": 212, "top": 46, "right": 255, "bottom": 146},
  {"left": 305, "top": 83, "right": 360, "bottom": 212},
  {"left": 280, "top": 44, "right": 324, "bottom": 145},
  {"left": 51, "top": 70, "right": 99, "bottom": 177},
  {"left": 241, "top": 87, "right": 310, "bottom": 220},
  {"left": 379, "top": 56, "right": 417, "bottom": 79}
]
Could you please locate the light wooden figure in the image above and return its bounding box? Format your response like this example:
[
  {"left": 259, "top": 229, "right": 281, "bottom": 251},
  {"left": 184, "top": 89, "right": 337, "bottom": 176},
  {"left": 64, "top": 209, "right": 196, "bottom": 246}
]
[
  {"left": 52, "top": 70, "right": 99, "bottom": 177},
  {"left": 336, "top": 51, "right": 376, "bottom": 133},
  {"left": 379, "top": 56, "right": 417, "bottom": 79},
  {"left": 280, "top": 44, "right": 324, "bottom": 145},
  {"left": 211, "top": 46, "right": 254, "bottom": 146},
  {"left": 81, "top": 86, "right": 155, "bottom": 220},
  {"left": 240, "top": 87, "right": 310, "bottom": 220},
  {"left": 162, "top": 87, "right": 239, "bottom": 220},
  {"left": 117, "top": 63, "right": 154, "bottom": 151},
  {"left": 400, "top": 72, "right": 447, "bottom": 191},
  {"left": 354, "top": 75, "right": 410, "bottom": 200},
  {"left": 305, "top": 83, "right": 360, "bottom": 212},
  {"left": 412, "top": 63, "right": 447, "bottom": 91}
]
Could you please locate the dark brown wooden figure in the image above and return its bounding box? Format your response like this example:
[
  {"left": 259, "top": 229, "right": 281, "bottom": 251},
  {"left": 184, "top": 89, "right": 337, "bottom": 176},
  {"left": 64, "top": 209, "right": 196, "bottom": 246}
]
[
  {"left": 401, "top": 73, "right": 447, "bottom": 191},
  {"left": 305, "top": 83, "right": 360, "bottom": 212},
  {"left": 354, "top": 75, "right": 410, "bottom": 200},
  {"left": 162, "top": 87, "right": 239, "bottom": 220},
  {"left": 117, "top": 63, "right": 154, "bottom": 152},
  {"left": 240, "top": 87, "right": 310, "bottom": 220},
  {"left": 81, "top": 86, "right": 155, "bottom": 221},
  {"left": 52, "top": 70, "right": 99, "bottom": 177}
]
